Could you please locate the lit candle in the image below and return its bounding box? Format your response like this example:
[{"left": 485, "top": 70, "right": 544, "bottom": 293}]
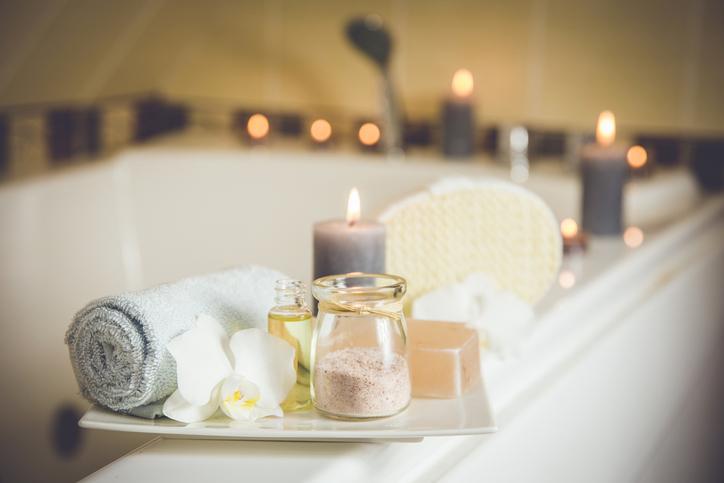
[
  {"left": 313, "top": 187, "right": 386, "bottom": 293},
  {"left": 441, "top": 68, "right": 475, "bottom": 158},
  {"left": 580, "top": 111, "right": 628, "bottom": 235},
  {"left": 560, "top": 217, "right": 587, "bottom": 253}
]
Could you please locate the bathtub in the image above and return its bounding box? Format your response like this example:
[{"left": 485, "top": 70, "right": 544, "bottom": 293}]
[{"left": 0, "top": 139, "right": 720, "bottom": 482}]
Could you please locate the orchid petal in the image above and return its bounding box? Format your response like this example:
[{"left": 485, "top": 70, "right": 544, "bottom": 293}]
[
  {"left": 228, "top": 328, "right": 296, "bottom": 408},
  {"left": 412, "top": 283, "right": 473, "bottom": 322},
  {"left": 167, "top": 314, "right": 232, "bottom": 406},
  {"left": 250, "top": 404, "right": 284, "bottom": 420},
  {"left": 162, "top": 387, "right": 220, "bottom": 423}
]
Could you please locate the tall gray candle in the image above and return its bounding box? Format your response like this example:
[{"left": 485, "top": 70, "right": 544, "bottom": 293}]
[
  {"left": 580, "top": 111, "right": 629, "bottom": 236},
  {"left": 442, "top": 68, "right": 475, "bottom": 158},
  {"left": 313, "top": 187, "right": 386, "bottom": 282}
]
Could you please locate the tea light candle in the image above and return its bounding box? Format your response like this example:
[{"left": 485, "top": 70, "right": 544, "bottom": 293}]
[
  {"left": 313, "top": 188, "right": 385, "bottom": 284},
  {"left": 560, "top": 218, "right": 588, "bottom": 254},
  {"left": 441, "top": 69, "right": 475, "bottom": 158},
  {"left": 580, "top": 111, "right": 628, "bottom": 235}
]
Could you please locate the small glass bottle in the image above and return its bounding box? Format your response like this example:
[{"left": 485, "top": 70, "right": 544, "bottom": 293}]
[{"left": 268, "top": 279, "right": 313, "bottom": 411}]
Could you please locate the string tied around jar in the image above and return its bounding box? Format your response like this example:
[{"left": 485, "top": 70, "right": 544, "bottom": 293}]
[{"left": 317, "top": 300, "right": 402, "bottom": 322}]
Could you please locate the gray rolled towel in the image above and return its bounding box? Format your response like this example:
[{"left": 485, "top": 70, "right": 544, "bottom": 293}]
[{"left": 65, "top": 265, "right": 286, "bottom": 417}]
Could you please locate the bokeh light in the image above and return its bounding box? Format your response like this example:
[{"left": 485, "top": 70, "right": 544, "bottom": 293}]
[
  {"left": 247, "top": 113, "right": 270, "bottom": 140},
  {"left": 451, "top": 68, "right": 474, "bottom": 98},
  {"left": 623, "top": 226, "right": 644, "bottom": 248},
  {"left": 558, "top": 269, "right": 576, "bottom": 289},
  {"left": 310, "top": 119, "right": 332, "bottom": 143},
  {"left": 560, "top": 218, "right": 578, "bottom": 239},
  {"left": 510, "top": 126, "right": 529, "bottom": 152},
  {"left": 358, "top": 122, "right": 381, "bottom": 146},
  {"left": 627, "top": 145, "right": 648, "bottom": 169}
]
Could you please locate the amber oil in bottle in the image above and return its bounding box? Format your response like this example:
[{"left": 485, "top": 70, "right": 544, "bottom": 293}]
[{"left": 268, "top": 279, "right": 313, "bottom": 411}]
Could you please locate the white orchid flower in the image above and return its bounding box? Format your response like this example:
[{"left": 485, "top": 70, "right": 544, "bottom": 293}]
[{"left": 162, "top": 314, "right": 296, "bottom": 423}]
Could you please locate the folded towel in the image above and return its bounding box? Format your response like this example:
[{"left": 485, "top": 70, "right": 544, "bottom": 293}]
[{"left": 65, "top": 265, "right": 285, "bottom": 417}]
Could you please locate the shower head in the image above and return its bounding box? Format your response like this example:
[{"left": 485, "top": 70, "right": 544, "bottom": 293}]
[{"left": 345, "top": 15, "right": 392, "bottom": 70}]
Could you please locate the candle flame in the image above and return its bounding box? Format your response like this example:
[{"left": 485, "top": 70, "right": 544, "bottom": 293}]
[
  {"left": 560, "top": 218, "right": 578, "bottom": 239},
  {"left": 451, "top": 68, "right": 474, "bottom": 98},
  {"left": 596, "top": 110, "right": 616, "bottom": 146},
  {"left": 346, "top": 187, "right": 361, "bottom": 225}
]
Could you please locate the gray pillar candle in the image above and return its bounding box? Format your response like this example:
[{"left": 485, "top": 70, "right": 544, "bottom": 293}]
[
  {"left": 313, "top": 188, "right": 386, "bottom": 282},
  {"left": 313, "top": 221, "right": 386, "bottom": 277},
  {"left": 442, "top": 101, "right": 474, "bottom": 157},
  {"left": 580, "top": 111, "right": 629, "bottom": 236},
  {"left": 442, "top": 69, "right": 475, "bottom": 158}
]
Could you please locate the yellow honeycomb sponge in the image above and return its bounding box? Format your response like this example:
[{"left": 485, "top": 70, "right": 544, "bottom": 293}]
[{"left": 379, "top": 178, "right": 562, "bottom": 308}]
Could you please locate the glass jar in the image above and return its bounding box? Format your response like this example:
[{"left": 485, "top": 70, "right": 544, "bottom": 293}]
[{"left": 311, "top": 273, "right": 410, "bottom": 419}]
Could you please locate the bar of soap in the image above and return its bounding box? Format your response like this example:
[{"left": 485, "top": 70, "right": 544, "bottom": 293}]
[{"left": 407, "top": 319, "right": 481, "bottom": 398}]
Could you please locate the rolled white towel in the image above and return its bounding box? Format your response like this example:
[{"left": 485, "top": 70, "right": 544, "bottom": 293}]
[{"left": 65, "top": 265, "right": 285, "bottom": 417}]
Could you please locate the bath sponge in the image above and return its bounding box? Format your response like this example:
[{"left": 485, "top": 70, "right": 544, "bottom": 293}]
[{"left": 379, "top": 177, "right": 561, "bottom": 308}]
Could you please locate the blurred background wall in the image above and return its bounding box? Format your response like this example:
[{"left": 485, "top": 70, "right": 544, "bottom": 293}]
[{"left": 0, "top": 0, "right": 723, "bottom": 135}]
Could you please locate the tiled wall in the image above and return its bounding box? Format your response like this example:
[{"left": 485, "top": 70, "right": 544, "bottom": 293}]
[
  {"left": 2, "top": 92, "right": 724, "bottom": 187},
  {"left": 0, "top": 96, "right": 181, "bottom": 180},
  {"left": 0, "top": 115, "right": 8, "bottom": 176}
]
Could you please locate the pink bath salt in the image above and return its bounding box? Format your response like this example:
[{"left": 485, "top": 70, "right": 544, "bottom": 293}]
[{"left": 313, "top": 347, "right": 411, "bottom": 418}]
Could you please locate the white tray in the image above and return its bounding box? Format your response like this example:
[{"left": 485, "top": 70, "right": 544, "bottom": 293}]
[{"left": 79, "top": 383, "right": 497, "bottom": 442}]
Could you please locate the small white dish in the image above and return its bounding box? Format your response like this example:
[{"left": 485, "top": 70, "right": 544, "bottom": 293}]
[{"left": 80, "top": 383, "right": 496, "bottom": 442}]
